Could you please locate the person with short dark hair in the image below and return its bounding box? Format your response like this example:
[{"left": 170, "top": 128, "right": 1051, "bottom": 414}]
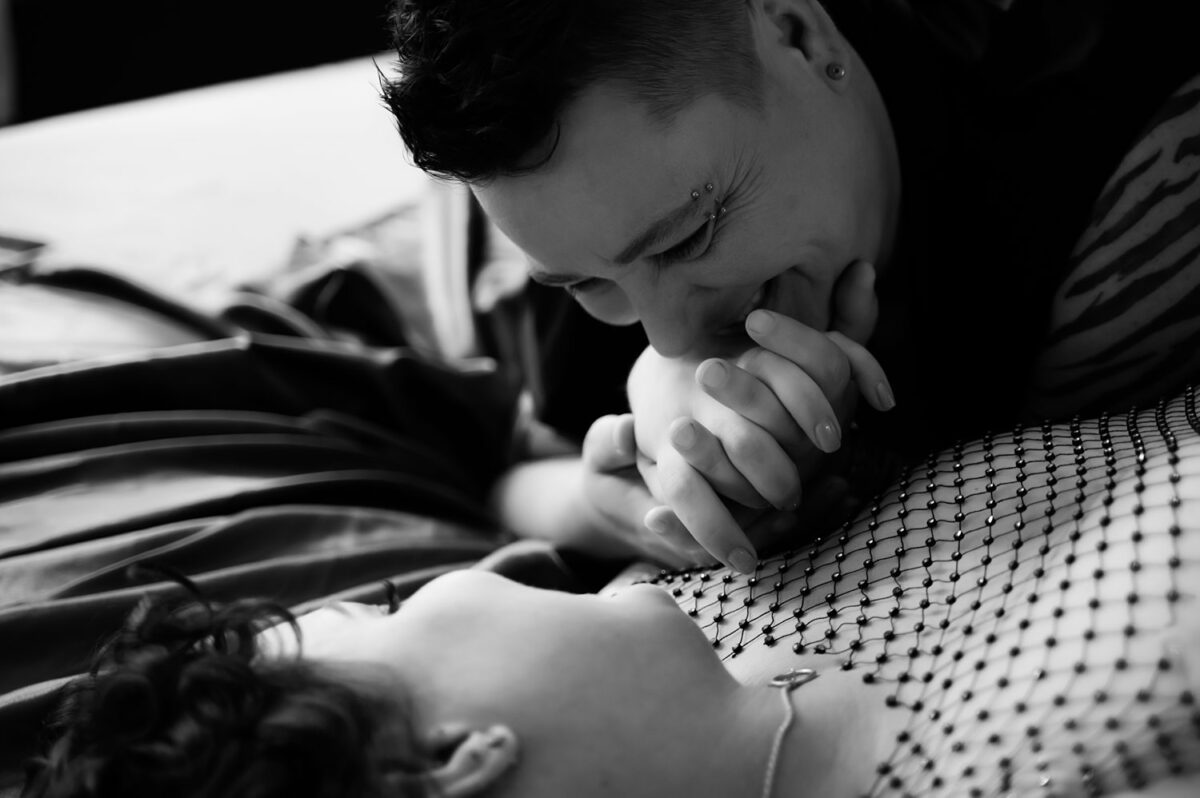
[{"left": 380, "top": 0, "right": 1200, "bottom": 574}]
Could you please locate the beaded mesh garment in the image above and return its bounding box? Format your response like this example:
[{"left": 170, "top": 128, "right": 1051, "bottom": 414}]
[{"left": 646, "top": 386, "right": 1200, "bottom": 797}]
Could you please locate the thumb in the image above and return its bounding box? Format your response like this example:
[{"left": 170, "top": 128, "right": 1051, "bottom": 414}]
[
  {"left": 582, "top": 414, "right": 638, "bottom": 471},
  {"left": 830, "top": 260, "right": 878, "bottom": 344}
]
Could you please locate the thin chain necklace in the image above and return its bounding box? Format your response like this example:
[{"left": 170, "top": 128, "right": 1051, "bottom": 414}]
[{"left": 760, "top": 668, "right": 819, "bottom": 798}]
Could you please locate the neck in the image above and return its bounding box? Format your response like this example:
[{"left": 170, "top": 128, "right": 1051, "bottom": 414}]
[
  {"left": 722, "top": 669, "right": 895, "bottom": 798},
  {"left": 661, "top": 683, "right": 784, "bottom": 798},
  {"left": 672, "top": 681, "right": 860, "bottom": 798}
]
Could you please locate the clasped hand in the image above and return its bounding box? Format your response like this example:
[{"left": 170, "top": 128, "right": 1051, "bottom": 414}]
[{"left": 579, "top": 261, "right": 893, "bottom": 571}]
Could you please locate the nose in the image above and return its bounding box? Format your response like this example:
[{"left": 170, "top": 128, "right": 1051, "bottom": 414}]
[
  {"left": 627, "top": 284, "right": 713, "bottom": 359},
  {"left": 631, "top": 292, "right": 751, "bottom": 360}
]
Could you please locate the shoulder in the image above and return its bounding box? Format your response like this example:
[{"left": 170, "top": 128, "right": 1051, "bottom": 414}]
[{"left": 1027, "top": 73, "right": 1200, "bottom": 419}]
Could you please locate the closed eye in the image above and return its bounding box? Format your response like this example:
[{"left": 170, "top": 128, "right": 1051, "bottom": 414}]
[
  {"left": 384, "top": 580, "right": 402, "bottom": 615},
  {"left": 650, "top": 207, "right": 722, "bottom": 267},
  {"left": 564, "top": 277, "right": 606, "bottom": 296},
  {"left": 560, "top": 198, "right": 727, "bottom": 292}
]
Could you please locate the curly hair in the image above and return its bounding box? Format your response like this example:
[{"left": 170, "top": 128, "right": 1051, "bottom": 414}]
[
  {"left": 381, "top": 0, "right": 763, "bottom": 181},
  {"left": 21, "top": 593, "right": 436, "bottom": 798}
]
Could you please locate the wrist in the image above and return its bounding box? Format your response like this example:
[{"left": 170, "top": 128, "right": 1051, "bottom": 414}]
[{"left": 489, "top": 458, "right": 604, "bottom": 549}]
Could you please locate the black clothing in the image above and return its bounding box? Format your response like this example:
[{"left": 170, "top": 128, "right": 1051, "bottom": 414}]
[
  {"left": 650, "top": 383, "right": 1200, "bottom": 795},
  {"left": 490, "top": 0, "right": 1200, "bottom": 457}
]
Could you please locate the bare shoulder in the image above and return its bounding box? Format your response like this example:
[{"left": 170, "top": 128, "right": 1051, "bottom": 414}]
[{"left": 1028, "top": 73, "right": 1200, "bottom": 419}]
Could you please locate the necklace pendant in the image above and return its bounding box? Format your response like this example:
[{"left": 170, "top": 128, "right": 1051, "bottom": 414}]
[{"left": 769, "top": 668, "right": 819, "bottom": 690}]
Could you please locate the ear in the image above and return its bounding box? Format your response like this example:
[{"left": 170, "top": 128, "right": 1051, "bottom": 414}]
[
  {"left": 426, "top": 724, "right": 521, "bottom": 797},
  {"left": 757, "top": 0, "right": 845, "bottom": 75}
]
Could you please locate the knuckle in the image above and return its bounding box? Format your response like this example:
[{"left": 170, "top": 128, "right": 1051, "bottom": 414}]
[
  {"left": 729, "top": 375, "right": 761, "bottom": 407},
  {"left": 659, "top": 466, "right": 698, "bottom": 504},
  {"left": 689, "top": 442, "right": 723, "bottom": 473},
  {"left": 722, "top": 427, "right": 763, "bottom": 464},
  {"left": 582, "top": 416, "right": 614, "bottom": 452},
  {"left": 824, "top": 349, "right": 852, "bottom": 387},
  {"left": 736, "top": 346, "right": 766, "bottom": 373}
]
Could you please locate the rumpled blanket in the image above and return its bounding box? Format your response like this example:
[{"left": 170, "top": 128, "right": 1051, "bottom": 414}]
[{"left": 0, "top": 264, "right": 607, "bottom": 794}]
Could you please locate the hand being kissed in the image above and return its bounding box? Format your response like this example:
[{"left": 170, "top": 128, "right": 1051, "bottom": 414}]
[{"left": 626, "top": 259, "right": 895, "bottom": 572}]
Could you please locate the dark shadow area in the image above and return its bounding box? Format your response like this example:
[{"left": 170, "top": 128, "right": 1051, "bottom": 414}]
[{"left": 7, "top": 0, "right": 391, "bottom": 124}]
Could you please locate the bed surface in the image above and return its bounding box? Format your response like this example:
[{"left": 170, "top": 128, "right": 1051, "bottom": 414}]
[
  {"left": 0, "top": 54, "right": 430, "bottom": 309},
  {"left": 0, "top": 56, "right": 553, "bottom": 794}
]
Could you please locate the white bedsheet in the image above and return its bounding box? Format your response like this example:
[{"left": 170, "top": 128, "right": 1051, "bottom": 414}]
[{"left": 0, "top": 54, "right": 433, "bottom": 310}]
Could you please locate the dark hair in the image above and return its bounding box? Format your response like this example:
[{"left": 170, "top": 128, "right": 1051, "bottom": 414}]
[
  {"left": 22, "top": 594, "right": 436, "bottom": 798},
  {"left": 381, "top": 0, "right": 763, "bottom": 182}
]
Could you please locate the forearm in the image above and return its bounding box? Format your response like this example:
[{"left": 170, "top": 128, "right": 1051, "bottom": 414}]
[
  {"left": 489, "top": 457, "right": 586, "bottom": 543},
  {"left": 492, "top": 398, "right": 608, "bottom": 547},
  {"left": 488, "top": 457, "right": 641, "bottom": 560}
]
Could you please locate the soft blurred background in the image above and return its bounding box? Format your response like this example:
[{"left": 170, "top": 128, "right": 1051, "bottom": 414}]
[
  {"left": 0, "top": 0, "right": 516, "bottom": 366},
  {"left": 0, "top": 0, "right": 389, "bottom": 126}
]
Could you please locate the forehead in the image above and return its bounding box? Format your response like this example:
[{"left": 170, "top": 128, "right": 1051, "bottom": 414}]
[{"left": 473, "top": 86, "right": 747, "bottom": 271}]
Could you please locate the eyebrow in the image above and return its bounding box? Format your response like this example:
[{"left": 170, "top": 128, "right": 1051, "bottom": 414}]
[
  {"left": 612, "top": 198, "right": 705, "bottom": 265},
  {"left": 528, "top": 196, "right": 705, "bottom": 284}
]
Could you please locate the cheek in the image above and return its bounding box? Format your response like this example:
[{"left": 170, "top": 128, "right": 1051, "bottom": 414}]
[
  {"left": 576, "top": 287, "right": 638, "bottom": 326},
  {"left": 413, "top": 624, "right": 618, "bottom": 719}
]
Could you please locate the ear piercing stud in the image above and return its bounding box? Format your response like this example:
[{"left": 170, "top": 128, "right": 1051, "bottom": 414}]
[{"left": 826, "top": 62, "right": 846, "bottom": 81}]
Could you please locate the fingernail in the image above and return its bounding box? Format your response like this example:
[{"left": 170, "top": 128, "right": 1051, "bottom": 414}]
[
  {"left": 671, "top": 419, "right": 696, "bottom": 450},
  {"left": 644, "top": 511, "right": 669, "bottom": 536},
  {"left": 814, "top": 419, "right": 841, "bottom": 452},
  {"left": 699, "top": 360, "right": 728, "bottom": 389},
  {"left": 875, "top": 380, "right": 896, "bottom": 411},
  {"left": 746, "top": 309, "right": 773, "bottom": 335},
  {"left": 728, "top": 547, "right": 757, "bottom": 574},
  {"left": 612, "top": 423, "right": 630, "bottom": 456},
  {"left": 861, "top": 260, "right": 876, "bottom": 289},
  {"left": 773, "top": 487, "right": 802, "bottom": 512}
]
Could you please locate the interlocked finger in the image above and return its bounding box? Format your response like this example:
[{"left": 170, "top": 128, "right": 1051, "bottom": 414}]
[
  {"left": 582, "top": 413, "right": 637, "bottom": 470},
  {"left": 734, "top": 348, "right": 842, "bottom": 454},
  {"left": 668, "top": 416, "right": 769, "bottom": 509},
  {"left": 695, "top": 357, "right": 808, "bottom": 455},
  {"left": 700, "top": 409, "right": 803, "bottom": 511},
  {"left": 654, "top": 445, "right": 758, "bottom": 572},
  {"left": 744, "top": 309, "right": 855, "bottom": 397},
  {"left": 643, "top": 506, "right": 719, "bottom": 567},
  {"left": 745, "top": 309, "right": 895, "bottom": 413},
  {"left": 825, "top": 331, "right": 896, "bottom": 411}
]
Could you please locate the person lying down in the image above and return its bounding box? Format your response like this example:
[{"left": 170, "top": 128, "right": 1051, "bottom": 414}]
[{"left": 22, "top": 387, "right": 1200, "bottom": 798}]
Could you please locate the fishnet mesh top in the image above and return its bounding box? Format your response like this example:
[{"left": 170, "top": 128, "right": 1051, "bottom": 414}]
[{"left": 643, "top": 386, "right": 1200, "bottom": 797}]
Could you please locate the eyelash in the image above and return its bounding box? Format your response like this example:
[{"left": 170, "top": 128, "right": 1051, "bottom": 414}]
[
  {"left": 650, "top": 208, "right": 722, "bottom": 268},
  {"left": 383, "top": 579, "right": 402, "bottom": 615},
  {"left": 564, "top": 200, "right": 729, "bottom": 295},
  {"left": 564, "top": 278, "right": 602, "bottom": 296}
]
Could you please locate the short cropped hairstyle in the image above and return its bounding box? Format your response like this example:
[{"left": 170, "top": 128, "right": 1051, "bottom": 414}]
[
  {"left": 23, "top": 594, "right": 435, "bottom": 798},
  {"left": 381, "top": 0, "right": 763, "bottom": 182}
]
